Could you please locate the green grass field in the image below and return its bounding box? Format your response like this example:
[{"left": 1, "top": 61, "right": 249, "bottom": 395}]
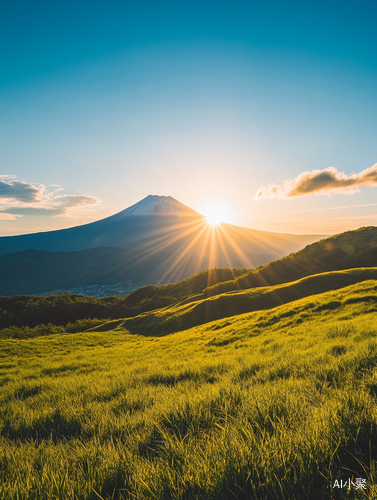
[{"left": 1, "top": 277, "right": 377, "bottom": 499}]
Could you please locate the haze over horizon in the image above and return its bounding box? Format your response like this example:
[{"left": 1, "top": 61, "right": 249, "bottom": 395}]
[{"left": 1, "top": 0, "right": 376, "bottom": 237}]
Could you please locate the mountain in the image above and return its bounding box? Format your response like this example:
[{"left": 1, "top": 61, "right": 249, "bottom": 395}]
[
  {"left": 0, "top": 195, "right": 320, "bottom": 258},
  {"left": 0, "top": 195, "right": 323, "bottom": 295}
]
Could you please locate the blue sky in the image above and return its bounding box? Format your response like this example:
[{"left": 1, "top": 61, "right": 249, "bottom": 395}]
[{"left": 1, "top": 0, "right": 376, "bottom": 235}]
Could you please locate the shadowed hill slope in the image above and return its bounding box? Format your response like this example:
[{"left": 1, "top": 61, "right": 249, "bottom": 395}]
[
  {"left": 90, "top": 267, "right": 377, "bottom": 336},
  {"left": 0, "top": 268, "right": 247, "bottom": 329},
  {"left": 118, "top": 226, "right": 377, "bottom": 308},
  {"left": 201, "top": 226, "right": 377, "bottom": 297}
]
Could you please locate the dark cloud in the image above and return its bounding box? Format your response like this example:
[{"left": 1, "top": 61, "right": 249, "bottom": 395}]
[
  {"left": 0, "top": 195, "right": 98, "bottom": 217},
  {"left": 0, "top": 177, "right": 99, "bottom": 217},
  {"left": 0, "top": 179, "right": 41, "bottom": 202},
  {"left": 255, "top": 163, "right": 377, "bottom": 199}
]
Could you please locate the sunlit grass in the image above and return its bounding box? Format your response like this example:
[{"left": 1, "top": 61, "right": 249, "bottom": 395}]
[
  {"left": 1, "top": 281, "right": 377, "bottom": 499},
  {"left": 88, "top": 268, "right": 377, "bottom": 337}
]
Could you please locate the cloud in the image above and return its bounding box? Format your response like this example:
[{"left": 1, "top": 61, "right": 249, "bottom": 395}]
[
  {"left": 0, "top": 213, "right": 20, "bottom": 220},
  {"left": 57, "top": 195, "right": 98, "bottom": 208},
  {"left": 255, "top": 163, "right": 377, "bottom": 200},
  {"left": 0, "top": 176, "right": 100, "bottom": 217},
  {"left": 0, "top": 179, "right": 42, "bottom": 202}
]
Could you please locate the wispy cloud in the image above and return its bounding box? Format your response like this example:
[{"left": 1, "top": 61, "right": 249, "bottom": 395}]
[
  {"left": 255, "top": 163, "right": 377, "bottom": 200},
  {"left": 0, "top": 176, "right": 99, "bottom": 218},
  {"left": 57, "top": 195, "right": 98, "bottom": 208}
]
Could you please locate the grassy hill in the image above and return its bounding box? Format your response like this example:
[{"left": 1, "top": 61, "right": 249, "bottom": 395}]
[
  {"left": 90, "top": 267, "right": 377, "bottom": 337},
  {"left": 2, "top": 266, "right": 377, "bottom": 340},
  {"left": 1, "top": 280, "right": 377, "bottom": 499},
  {"left": 202, "top": 225, "right": 377, "bottom": 297}
]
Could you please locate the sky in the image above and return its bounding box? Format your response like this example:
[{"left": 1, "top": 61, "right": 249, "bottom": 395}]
[{"left": 1, "top": 0, "right": 376, "bottom": 236}]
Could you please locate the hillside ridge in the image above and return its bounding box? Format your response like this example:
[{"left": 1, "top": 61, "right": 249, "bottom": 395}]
[{"left": 89, "top": 267, "right": 377, "bottom": 336}]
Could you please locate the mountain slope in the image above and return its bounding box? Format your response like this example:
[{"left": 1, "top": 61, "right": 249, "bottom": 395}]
[
  {"left": 201, "top": 226, "right": 377, "bottom": 297},
  {"left": 0, "top": 247, "right": 177, "bottom": 295},
  {"left": 0, "top": 245, "right": 264, "bottom": 296}
]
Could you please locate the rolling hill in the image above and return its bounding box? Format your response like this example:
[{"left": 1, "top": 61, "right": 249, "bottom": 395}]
[
  {"left": 90, "top": 268, "right": 377, "bottom": 336},
  {"left": 200, "top": 225, "right": 377, "bottom": 297}
]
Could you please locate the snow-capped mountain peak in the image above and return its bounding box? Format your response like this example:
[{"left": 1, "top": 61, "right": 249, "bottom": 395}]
[{"left": 112, "top": 195, "right": 199, "bottom": 220}]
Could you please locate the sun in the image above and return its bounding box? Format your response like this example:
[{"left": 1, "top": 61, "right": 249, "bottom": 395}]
[
  {"left": 204, "top": 202, "right": 229, "bottom": 226},
  {"left": 206, "top": 213, "right": 222, "bottom": 226}
]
